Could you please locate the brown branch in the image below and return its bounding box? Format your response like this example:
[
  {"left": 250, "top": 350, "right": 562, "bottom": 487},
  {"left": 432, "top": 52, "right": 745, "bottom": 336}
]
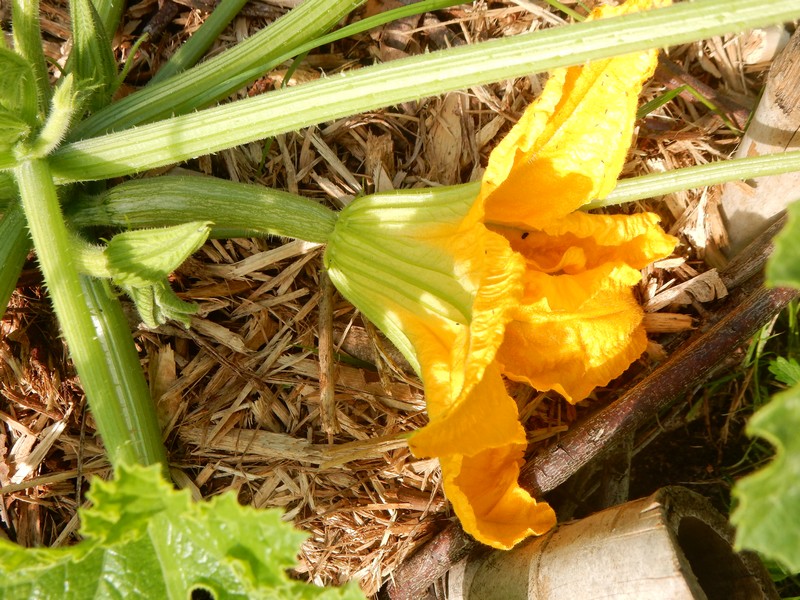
[{"left": 319, "top": 268, "right": 340, "bottom": 436}]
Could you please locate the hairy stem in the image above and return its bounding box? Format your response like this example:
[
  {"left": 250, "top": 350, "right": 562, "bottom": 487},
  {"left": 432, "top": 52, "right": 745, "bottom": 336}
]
[
  {"left": 14, "top": 158, "right": 167, "bottom": 470},
  {"left": 51, "top": 0, "right": 800, "bottom": 182}
]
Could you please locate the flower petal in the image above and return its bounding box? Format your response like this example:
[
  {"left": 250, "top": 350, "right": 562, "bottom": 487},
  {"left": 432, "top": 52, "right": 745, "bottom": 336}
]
[
  {"left": 326, "top": 186, "right": 545, "bottom": 548},
  {"left": 496, "top": 210, "right": 677, "bottom": 275},
  {"left": 498, "top": 266, "right": 649, "bottom": 403},
  {"left": 481, "top": 1, "right": 666, "bottom": 229},
  {"left": 410, "top": 362, "right": 556, "bottom": 549},
  {"left": 492, "top": 207, "right": 676, "bottom": 403}
]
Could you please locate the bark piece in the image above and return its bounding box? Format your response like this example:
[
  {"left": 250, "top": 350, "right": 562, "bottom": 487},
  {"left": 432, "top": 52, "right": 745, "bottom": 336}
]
[
  {"left": 447, "top": 487, "right": 778, "bottom": 600},
  {"left": 721, "top": 28, "right": 800, "bottom": 255}
]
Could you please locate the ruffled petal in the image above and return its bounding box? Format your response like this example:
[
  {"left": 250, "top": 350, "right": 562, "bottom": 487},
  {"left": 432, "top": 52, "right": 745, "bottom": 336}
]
[
  {"left": 481, "top": 1, "right": 666, "bottom": 229},
  {"left": 410, "top": 362, "right": 556, "bottom": 549},
  {"left": 410, "top": 229, "right": 525, "bottom": 420},
  {"left": 497, "top": 268, "right": 648, "bottom": 403},
  {"left": 495, "top": 211, "right": 677, "bottom": 275}
]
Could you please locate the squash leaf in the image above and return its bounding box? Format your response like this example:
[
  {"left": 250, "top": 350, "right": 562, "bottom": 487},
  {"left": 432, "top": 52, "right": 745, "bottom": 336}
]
[
  {"left": 0, "top": 463, "right": 364, "bottom": 599},
  {"left": 732, "top": 383, "right": 800, "bottom": 572},
  {"left": 766, "top": 200, "right": 800, "bottom": 289}
]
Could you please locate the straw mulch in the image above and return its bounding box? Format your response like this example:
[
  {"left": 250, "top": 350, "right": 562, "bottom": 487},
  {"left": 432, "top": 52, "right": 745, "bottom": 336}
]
[{"left": 0, "top": 0, "right": 781, "bottom": 596}]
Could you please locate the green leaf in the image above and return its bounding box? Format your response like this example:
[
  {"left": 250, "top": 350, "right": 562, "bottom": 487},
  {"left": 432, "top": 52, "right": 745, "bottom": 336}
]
[
  {"left": 732, "top": 383, "right": 800, "bottom": 571},
  {"left": 0, "top": 47, "right": 39, "bottom": 127},
  {"left": 0, "top": 150, "right": 18, "bottom": 171},
  {"left": 122, "top": 279, "right": 198, "bottom": 328},
  {"left": 0, "top": 463, "right": 365, "bottom": 599},
  {"left": 0, "top": 203, "right": 31, "bottom": 323},
  {"left": 767, "top": 200, "right": 800, "bottom": 290},
  {"left": 768, "top": 356, "right": 800, "bottom": 387},
  {"left": 0, "top": 108, "right": 32, "bottom": 148},
  {"left": 106, "top": 221, "right": 211, "bottom": 287},
  {"left": 66, "top": 0, "right": 118, "bottom": 112}
]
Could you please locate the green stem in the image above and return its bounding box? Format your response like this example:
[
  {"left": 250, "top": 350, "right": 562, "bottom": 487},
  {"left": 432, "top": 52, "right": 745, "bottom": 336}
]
[
  {"left": 542, "top": 0, "right": 584, "bottom": 21},
  {"left": 69, "top": 230, "right": 112, "bottom": 277},
  {"left": 92, "top": 0, "right": 127, "bottom": 41},
  {"left": 11, "top": 0, "right": 52, "bottom": 111},
  {"left": 70, "top": 0, "right": 366, "bottom": 139},
  {"left": 14, "top": 158, "right": 167, "bottom": 470},
  {"left": 0, "top": 202, "right": 30, "bottom": 323},
  {"left": 64, "top": 149, "right": 800, "bottom": 237},
  {"left": 149, "top": 0, "right": 252, "bottom": 84},
  {"left": 51, "top": 0, "right": 800, "bottom": 183},
  {"left": 589, "top": 150, "right": 800, "bottom": 209},
  {"left": 78, "top": 275, "right": 170, "bottom": 472},
  {"left": 67, "top": 174, "right": 338, "bottom": 242}
]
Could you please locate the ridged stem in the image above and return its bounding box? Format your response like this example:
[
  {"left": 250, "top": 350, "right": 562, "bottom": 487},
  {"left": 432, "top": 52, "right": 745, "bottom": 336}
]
[
  {"left": 51, "top": 0, "right": 800, "bottom": 183},
  {"left": 68, "top": 175, "right": 338, "bottom": 243},
  {"left": 14, "top": 158, "right": 168, "bottom": 470}
]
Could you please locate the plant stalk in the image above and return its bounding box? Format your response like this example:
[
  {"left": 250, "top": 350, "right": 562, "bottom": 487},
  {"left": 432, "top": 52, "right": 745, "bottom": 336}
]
[
  {"left": 589, "top": 150, "right": 800, "bottom": 209},
  {"left": 67, "top": 174, "right": 338, "bottom": 242},
  {"left": 51, "top": 0, "right": 800, "bottom": 183},
  {"left": 70, "top": 0, "right": 367, "bottom": 139},
  {"left": 14, "top": 158, "right": 168, "bottom": 470},
  {"left": 11, "top": 0, "right": 51, "bottom": 111}
]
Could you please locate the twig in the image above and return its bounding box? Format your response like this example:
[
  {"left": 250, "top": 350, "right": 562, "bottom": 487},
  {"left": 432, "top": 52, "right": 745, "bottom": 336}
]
[{"left": 319, "top": 268, "right": 340, "bottom": 436}]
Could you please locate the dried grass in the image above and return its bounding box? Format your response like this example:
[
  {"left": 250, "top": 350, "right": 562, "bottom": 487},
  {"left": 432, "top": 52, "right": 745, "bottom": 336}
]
[{"left": 0, "top": 0, "right": 780, "bottom": 596}]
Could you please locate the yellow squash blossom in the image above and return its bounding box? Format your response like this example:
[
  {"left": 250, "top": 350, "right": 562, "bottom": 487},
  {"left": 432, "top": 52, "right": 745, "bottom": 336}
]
[{"left": 325, "top": 0, "right": 676, "bottom": 549}]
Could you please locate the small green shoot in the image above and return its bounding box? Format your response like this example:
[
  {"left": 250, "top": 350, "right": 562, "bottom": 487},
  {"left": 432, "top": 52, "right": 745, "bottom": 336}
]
[{"left": 637, "top": 83, "right": 743, "bottom": 133}]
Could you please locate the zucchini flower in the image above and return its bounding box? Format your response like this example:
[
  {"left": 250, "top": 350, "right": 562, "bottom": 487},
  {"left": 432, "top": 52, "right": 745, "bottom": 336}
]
[{"left": 325, "top": 0, "right": 676, "bottom": 549}]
